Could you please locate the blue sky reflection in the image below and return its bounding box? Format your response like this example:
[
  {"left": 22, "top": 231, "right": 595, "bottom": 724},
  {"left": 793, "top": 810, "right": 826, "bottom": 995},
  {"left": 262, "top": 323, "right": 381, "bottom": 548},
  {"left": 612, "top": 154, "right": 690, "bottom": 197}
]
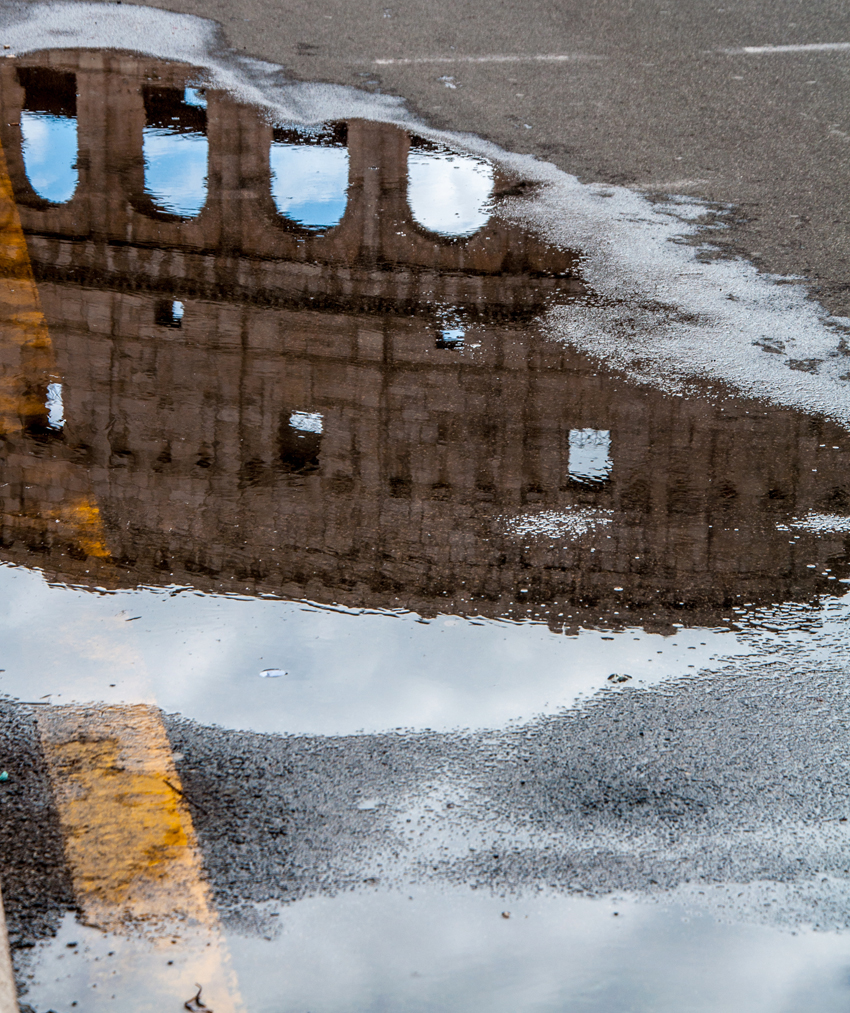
[
  {"left": 270, "top": 143, "right": 349, "bottom": 231},
  {"left": 143, "top": 128, "right": 208, "bottom": 218},
  {"left": 20, "top": 111, "right": 77, "bottom": 204}
]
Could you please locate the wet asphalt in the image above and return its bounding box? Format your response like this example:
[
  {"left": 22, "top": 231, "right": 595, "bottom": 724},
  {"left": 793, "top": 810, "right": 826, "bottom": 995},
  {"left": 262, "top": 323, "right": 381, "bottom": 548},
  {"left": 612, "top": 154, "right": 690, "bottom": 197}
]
[
  {"left": 9, "top": 648, "right": 850, "bottom": 957},
  {"left": 38, "top": 0, "right": 850, "bottom": 317},
  {"left": 162, "top": 652, "right": 850, "bottom": 937},
  {"left": 2, "top": 0, "right": 850, "bottom": 1002},
  {"left": 0, "top": 706, "right": 75, "bottom": 958}
]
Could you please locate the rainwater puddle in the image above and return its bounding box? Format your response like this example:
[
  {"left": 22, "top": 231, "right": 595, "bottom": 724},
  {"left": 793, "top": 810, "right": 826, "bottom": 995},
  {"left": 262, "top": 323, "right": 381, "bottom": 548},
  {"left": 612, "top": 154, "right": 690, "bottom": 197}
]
[
  {"left": 1, "top": 10, "right": 850, "bottom": 1013},
  {"left": 21, "top": 891, "right": 850, "bottom": 1013},
  {"left": 18, "top": 913, "right": 241, "bottom": 1013},
  {"left": 0, "top": 563, "right": 750, "bottom": 734}
]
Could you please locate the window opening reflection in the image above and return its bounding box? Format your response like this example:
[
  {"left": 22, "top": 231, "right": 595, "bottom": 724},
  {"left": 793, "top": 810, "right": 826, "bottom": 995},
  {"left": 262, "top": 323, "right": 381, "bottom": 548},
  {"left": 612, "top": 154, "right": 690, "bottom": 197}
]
[
  {"left": 17, "top": 67, "right": 78, "bottom": 205},
  {"left": 46, "top": 383, "right": 65, "bottom": 430},
  {"left": 436, "top": 327, "right": 465, "bottom": 350},
  {"left": 270, "top": 123, "right": 348, "bottom": 232},
  {"left": 279, "top": 410, "right": 323, "bottom": 473},
  {"left": 21, "top": 382, "right": 64, "bottom": 441},
  {"left": 155, "top": 299, "right": 184, "bottom": 328},
  {"left": 568, "top": 429, "right": 612, "bottom": 485},
  {"left": 407, "top": 140, "right": 494, "bottom": 238},
  {"left": 143, "top": 86, "right": 208, "bottom": 218},
  {"left": 435, "top": 308, "right": 466, "bottom": 350}
]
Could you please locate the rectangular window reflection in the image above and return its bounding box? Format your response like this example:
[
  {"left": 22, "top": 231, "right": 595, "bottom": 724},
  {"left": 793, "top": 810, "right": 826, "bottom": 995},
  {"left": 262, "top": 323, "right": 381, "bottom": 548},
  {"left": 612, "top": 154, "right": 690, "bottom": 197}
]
[
  {"left": 568, "top": 428, "right": 612, "bottom": 485},
  {"left": 436, "top": 326, "right": 465, "bottom": 350},
  {"left": 155, "top": 299, "right": 184, "bottom": 327},
  {"left": 280, "top": 411, "right": 323, "bottom": 474},
  {"left": 288, "top": 411, "right": 324, "bottom": 434},
  {"left": 46, "top": 382, "right": 65, "bottom": 430}
]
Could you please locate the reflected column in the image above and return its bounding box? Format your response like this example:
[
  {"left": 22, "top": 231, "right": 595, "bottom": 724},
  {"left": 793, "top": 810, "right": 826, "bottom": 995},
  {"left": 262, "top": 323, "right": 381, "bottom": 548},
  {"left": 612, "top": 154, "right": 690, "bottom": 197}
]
[{"left": 343, "top": 120, "right": 410, "bottom": 267}]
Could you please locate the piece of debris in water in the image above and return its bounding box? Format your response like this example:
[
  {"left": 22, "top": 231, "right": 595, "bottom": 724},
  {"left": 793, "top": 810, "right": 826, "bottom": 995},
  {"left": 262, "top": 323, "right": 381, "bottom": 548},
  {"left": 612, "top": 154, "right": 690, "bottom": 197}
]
[
  {"left": 607, "top": 673, "right": 632, "bottom": 684},
  {"left": 185, "top": 985, "right": 212, "bottom": 1012},
  {"left": 259, "top": 668, "right": 287, "bottom": 678}
]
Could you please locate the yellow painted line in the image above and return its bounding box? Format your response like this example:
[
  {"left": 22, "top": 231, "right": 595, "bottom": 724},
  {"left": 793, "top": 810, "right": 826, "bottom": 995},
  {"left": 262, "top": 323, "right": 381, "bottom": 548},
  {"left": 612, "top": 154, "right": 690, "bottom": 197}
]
[{"left": 37, "top": 704, "right": 245, "bottom": 1012}]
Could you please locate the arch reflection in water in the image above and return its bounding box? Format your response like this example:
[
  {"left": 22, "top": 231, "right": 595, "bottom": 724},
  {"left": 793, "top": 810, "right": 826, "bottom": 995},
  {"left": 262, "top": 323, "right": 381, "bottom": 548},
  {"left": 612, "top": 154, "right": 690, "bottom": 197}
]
[
  {"left": 18, "top": 67, "right": 78, "bottom": 204},
  {"left": 142, "top": 85, "right": 208, "bottom": 218},
  {"left": 408, "top": 141, "right": 494, "bottom": 237},
  {"left": 270, "top": 123, "right": 349, "bottom": 231}
]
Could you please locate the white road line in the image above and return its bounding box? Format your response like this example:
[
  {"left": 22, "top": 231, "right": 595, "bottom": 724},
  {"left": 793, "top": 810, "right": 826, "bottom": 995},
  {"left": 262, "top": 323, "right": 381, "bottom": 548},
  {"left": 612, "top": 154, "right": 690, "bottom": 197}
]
[
  {"left": 726, "top": 42, "right": 850, "bottom": 54},
  {"left": 373, "top": 54, "right": 601, "bottom": 65}
]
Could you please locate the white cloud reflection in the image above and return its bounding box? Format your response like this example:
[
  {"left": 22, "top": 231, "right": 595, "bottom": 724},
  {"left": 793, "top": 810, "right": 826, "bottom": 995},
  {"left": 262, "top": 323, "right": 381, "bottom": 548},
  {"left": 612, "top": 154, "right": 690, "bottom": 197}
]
[
  {"left": 24, "top": 887, "right": 850, "bottom": 1012},
  {"left": 407, "top": 149, "right": 493, "bottom": 237},
  {"left": 225, "top": 888, "right": 850, "bottom": 1013},
  {"left": 0, "top": 564, "right": 747, "bottom": 735}
]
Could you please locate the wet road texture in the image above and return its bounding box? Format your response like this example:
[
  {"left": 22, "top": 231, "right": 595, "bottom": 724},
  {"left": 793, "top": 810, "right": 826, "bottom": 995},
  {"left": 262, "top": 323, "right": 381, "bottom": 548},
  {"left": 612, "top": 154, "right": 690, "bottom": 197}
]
[{"left": 1, "top": 5, "right": 850, "bottom": 1012}]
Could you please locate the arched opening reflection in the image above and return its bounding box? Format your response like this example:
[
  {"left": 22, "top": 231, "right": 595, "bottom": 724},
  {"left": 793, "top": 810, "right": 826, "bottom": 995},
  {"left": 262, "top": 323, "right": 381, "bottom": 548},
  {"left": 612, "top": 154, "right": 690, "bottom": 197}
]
[
  {"left": 407, "top": 141, "right": 494, "bottom": 238},
  {"left": 142, "top": 86, "right": 208, "bottom": 218},
  {"left": 17, "top": 67, "right": 78, "bottom": 205},
  {"left": 270, "top": 123, "right": 348, "bottom": 232}
]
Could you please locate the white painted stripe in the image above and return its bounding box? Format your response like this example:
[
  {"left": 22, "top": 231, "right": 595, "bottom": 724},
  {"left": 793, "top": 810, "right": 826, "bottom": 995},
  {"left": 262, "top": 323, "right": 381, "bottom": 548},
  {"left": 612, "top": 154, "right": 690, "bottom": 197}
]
[
  {"left": 726, "top": 42, "right": 850, "bottom": 54},
  {"left": 373, "top": 54, "right": 600, "bottom": 65}
]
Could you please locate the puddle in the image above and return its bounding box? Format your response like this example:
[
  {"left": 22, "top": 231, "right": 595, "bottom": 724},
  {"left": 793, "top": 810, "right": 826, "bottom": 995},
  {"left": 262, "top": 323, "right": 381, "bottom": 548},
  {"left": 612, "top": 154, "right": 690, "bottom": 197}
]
[
  {"left": 22, "top": 891, "right": 850, "bottom": 1013},
  {"left": 0, "top": 564, "right": 752, "bottom": 735},
  {"left": 0, "top": 9, "right": 849, "bottom": 1013}
]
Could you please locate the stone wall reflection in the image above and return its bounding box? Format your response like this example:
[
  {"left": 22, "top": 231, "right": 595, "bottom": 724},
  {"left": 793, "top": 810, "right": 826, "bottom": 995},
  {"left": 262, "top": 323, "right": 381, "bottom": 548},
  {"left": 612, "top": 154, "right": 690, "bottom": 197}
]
[
  {"left": 0, "top": 51, "right": 848, "bottom": 629},
  {"left": 3, "top": 280, "right": 849, "bottom": 626},
  {"left": 0, "top": 52, "right": 578, "bottom": 318}
]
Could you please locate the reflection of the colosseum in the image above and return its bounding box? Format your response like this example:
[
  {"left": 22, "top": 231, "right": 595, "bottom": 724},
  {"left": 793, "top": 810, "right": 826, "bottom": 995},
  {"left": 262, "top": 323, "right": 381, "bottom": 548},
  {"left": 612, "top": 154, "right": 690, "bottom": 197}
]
[
  {"left": 1, "top": 51, "right": 849, "bottom": 630},
  {"left": 1, "top": 52, "right": 575, "bottom": 316}
]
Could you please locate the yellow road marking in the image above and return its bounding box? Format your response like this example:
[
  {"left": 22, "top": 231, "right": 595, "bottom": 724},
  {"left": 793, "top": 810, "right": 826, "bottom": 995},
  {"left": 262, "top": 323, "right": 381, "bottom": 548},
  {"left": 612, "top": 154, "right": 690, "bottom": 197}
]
[
  {"left": 37, "top": 705, "right": 245, "bottom": 1012},
  {"left": 37, "top": 705, "right": 214, "bottom": 928},
  {"left": 0, "top": 134, "right": 52, "bottom": 435}
]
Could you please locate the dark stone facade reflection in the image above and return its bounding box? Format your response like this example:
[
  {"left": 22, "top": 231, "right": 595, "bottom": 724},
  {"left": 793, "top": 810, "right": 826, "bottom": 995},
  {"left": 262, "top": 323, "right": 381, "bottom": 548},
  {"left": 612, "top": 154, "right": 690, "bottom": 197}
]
[{"left": 1, "top": 51, "right": 849, "bottom": 629}]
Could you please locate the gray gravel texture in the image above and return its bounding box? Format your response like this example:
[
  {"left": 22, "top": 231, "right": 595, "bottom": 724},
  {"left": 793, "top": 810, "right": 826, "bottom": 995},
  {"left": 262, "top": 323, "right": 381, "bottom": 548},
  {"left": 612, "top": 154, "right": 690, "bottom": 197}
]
[
  {"left": 0, "top": 704, "right": 75, "bottom": 969},
  {"left": 165, "top": 655, "right": 850, "bottom": 935},
  {"left": 14, "top": 0, "right": 850, "bottom": 318}
]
